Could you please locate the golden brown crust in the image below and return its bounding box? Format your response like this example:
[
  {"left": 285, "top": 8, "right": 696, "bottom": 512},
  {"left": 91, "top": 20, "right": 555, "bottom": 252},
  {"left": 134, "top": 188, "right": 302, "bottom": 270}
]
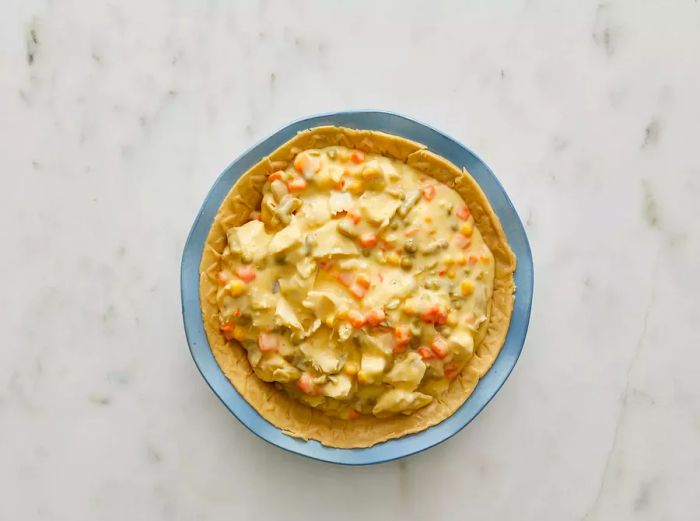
[{"left": 199, "top": 126, "right": 516, "bottom": 448}]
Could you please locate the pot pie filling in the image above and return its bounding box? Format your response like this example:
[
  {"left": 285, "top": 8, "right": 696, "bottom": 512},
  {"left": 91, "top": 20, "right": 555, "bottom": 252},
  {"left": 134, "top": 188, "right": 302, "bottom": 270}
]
[{"left": 213, "top": 146, "right": 495, "bottom": 419}]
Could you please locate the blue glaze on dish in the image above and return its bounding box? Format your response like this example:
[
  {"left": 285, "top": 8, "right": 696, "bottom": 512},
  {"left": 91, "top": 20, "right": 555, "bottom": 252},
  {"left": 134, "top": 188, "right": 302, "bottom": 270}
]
[{"left": 181, "top": 111, "right": 533, "bottom": 465}]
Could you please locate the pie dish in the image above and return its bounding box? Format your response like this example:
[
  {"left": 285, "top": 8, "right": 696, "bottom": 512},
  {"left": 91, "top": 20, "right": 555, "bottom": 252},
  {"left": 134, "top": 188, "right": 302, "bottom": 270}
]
[
  {"left": 181, "top": 111, "right": 533, "bottom": 463},
  {"left": 199, "top": 124, "right": 515, "bottom": 448}
]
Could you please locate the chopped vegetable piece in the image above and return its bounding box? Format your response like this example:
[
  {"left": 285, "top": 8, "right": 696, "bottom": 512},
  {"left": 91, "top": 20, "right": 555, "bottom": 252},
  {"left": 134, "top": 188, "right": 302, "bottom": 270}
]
[
  {"left": 287, "top": 177, "right": 307, "bottom": 193},
  {"left": 456, "top": 206, "right": 471, "bottom": 220},
  {"left": 444, "top": 366, "right": 459, "bottom": 380},
  {"left": 235, "top": 265, "right": 256, "bottom": 283},
  {"left": 319, "top": 260, "right": 334, "bottom": 271},
  {"left": 358, "top": 233, "right": 377, "bottom": 248},
  {"left": 218, "top": 272, "right": 229, "bottom": 285},
  {"left": 365, "top": 307, "right": 385, "bottom": 327},
  {"left": 348, "top": 283, "right": 367, "bottom": 300},
  {"left": 347, "top": 408, "right": 361, "bottom": 419},
  {"left": 249, "top": 211, "right": 262, "bottom": 221},
  {"left": 350, "top": 150, "right": 365, "bottom": 164},
  {"left": 418, "top": 346, "right": 435, "bottom": 360},
  {"left": 455, "top": 234, "right": 471, "bottom": 249},
  {"left": 421, "top": 305, "right": 447, "bottom": 325},
  {"left": 220, "top": 322, "right": 235, "bottom": 332},
  {"left": 226, "top": 279, "right": 247, "bottom": 297},
  {"left": 460, "top": 223, "right": 473, "bottom": 237},
  {"left": 430, "top": 336, "right": 449, "bottom": 359},
  {"left": 394, "top": 325, "right": 412, "bottom": 345},
  {"left": 421, "top": 185, "right": 436, "bottom": 201},
  {"left": 356, "top": 273, "right": 371, "bottom": 289},
  {"left": 258, "top": 332, "right": 279, "bottom": 353},
  {"left": 468, "top": 254, "right": 479, "bottom": 265},
  {"left": 296, "top": 372, "right": 317, "bottom": 394},
  {"left": 232, "top": 325, "right": 247, "bottom": 342},
  {"left": 386, "top": 252, "right": 400, "bottom": 266},
  {"left": 347, "top": 310, "right": 366, "bottom": 328},
  {"left": 392, "top": 342, "right": 407, "bottom": 354},
  {"left": 346, "top": 179, "right": 365, "bottom": 195},
  {"left": 460, "top": 279, "right": 475, "bottom": 296},
  {"left": 405, "top": 227, "right": 419, "bottom": 237},
  {"left": 337, "top": 272, "right": 354, "bottom": 287},
  {"left": 348, "top": 209, "right": 362, "bottom": 224},
  {"left": 268, "top": 171, "right": 284, "bottom": 181}
]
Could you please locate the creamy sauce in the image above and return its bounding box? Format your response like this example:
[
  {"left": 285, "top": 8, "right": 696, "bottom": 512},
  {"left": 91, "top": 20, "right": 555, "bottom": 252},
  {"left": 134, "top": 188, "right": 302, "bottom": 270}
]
[{"left": 214, "top": 146, "right": 495, "bottom": 418}]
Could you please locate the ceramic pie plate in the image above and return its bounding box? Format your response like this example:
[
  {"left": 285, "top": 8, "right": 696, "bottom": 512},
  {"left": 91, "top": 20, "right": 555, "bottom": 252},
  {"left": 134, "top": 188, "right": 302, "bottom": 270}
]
[{"left": 181, "top": 111, "right": 533, "bottom": 465}]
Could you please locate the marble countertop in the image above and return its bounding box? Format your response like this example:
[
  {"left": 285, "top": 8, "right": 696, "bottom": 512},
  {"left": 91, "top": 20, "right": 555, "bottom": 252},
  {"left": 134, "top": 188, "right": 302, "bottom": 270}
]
[{"left": 2, "top": 1, "right": 699, "bottom": 519}]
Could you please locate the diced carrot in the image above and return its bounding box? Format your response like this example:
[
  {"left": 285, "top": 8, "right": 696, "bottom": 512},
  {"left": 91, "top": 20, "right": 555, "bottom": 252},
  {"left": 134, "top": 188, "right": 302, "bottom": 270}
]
[
  {"left": 232, "top": 308, "right": 241, "bottom": 318},
  {"left": 421, "top": 305, "right": 448, "bottom": 325},
  {"left": 220, "top": 322, "right": 235, "bottom": 340},
  {"left": 294, "top": 155, "right": 304, "bottom": 173},
  {"left": 393, "top": 342, "right": 407, "bottom": 354},
  {"left": 455, "top": 235, "right": 471, "bottom": 250},
  {"left": 355, "top": 273, "right": 371, "bottom": 289},
  {"left": 418, "top": 346, "right": 435, "bottom": 361},
  {"left": 218, "top": 272, "right": 229, "bottom": 285},
  {"left": 347, "top": 310, "right": 366, "bottom": 328},
  {"left": 350, "top": 150, "right": 365, "bottom": 164},
  {"left": 421, "top": 185, "right": 436, "bottom": 201},
  {"left": 456, "top": 206, "right": 471, "bottom": 221},
  {"left": 258, "top": 332, "right": 279, "bottom": 353},
  {"left": 319, "top": 260, "right": 334, "bottom": 271},
  {"left": 348, "top": 209, "right": 362, "bottom": 224},
  {"left": 444, "top": 366, "right": 459, "bottom": 380},
  {"left": 358, "top": 233, "right": 377, "bottom": 248},
  {"left": 468, "top": 254, "right": 479, "bottom": 265},
  {"left": 437, "top": 266, "right": 448, "bottom": 277},
  {"left": 268, "top": 171, "right": 284, "bottom": 181},
  {"left": 394, "top": 325, "right": 412, "bottom": 345},
  {"left": 405, "top": 228, "right": 419, "bottom": 237},
  {"left": 347, "top": 408, "right": 361, "bottom": 420},
  {"left": 349, "top": 283, "right": 366, "bottom": 300},
  {"left": 430, "top": 336, "right": 449, "bottom": 359},
  {"left": 337, "top": 272, "right": 354, "bottom": 288},
  {"left": 296, "top": 372, "right": 317, "bottom": 394},
  {"left": 365, "top": 308, "right": 385, "bottom": 327},
  {"left": 287, "top": 177, "right": 307, "bottom": 193},
  {"left": 235, "top": 265, "right": 256, "bottom": 283}
]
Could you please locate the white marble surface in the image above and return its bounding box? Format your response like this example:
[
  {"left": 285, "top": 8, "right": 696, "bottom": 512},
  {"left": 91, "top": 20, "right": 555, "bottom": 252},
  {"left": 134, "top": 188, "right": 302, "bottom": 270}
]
[{"left": 2, "top": 1, "right": 699, "bottom": 519}]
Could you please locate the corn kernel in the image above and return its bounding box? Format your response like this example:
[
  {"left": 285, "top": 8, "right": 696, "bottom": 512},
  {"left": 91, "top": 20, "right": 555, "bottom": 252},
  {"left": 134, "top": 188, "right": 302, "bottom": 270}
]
[
  {"left": 460, "top": 279, "right": 474, "bottom": 296},
  {"left": 386, "top": 252, "right": 401, "bottom": 266},
  {"left": 346, "top": 179, "right": 365, "bottom": 195},
  {"left": 447, "top": 269, "right": 456, "bottom": 279},
  {"left": 338, "top": 149, "right": 351, "bottom": 162},
  {"left": 343, "top": 362, "right": 359, "bottom": 376},
  {"left": 460, "top": 224, "right": 473, "bottom": 237},
  {"left": 325, "top": 316, "right": 335, "bottom": 328},
  {"left": 442, "top": 255, "right": 454, "bottom": 266},
  {"left": 480, "top": 255, "right": 491, "bottom": 264},
  {"left": 455, "top": 254, "right": 467, "bottom": 266},
  {"left": 226, "top": 279, "right": 247, "bottom": 297},
  {"left": 447, "top": 312, "right": 458, "bottom": 328},
  {"left": 357, "top": 370, "right": 369, "bottom": 384},
  {"left": 232, "top": 326, "right": 247, "bottom": 342},
  {"left": 402, "top": 298, "right": 419, "bottom": 315},
  {"left": 361, "top": 165, "right": 383, "bottom": 179}
]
